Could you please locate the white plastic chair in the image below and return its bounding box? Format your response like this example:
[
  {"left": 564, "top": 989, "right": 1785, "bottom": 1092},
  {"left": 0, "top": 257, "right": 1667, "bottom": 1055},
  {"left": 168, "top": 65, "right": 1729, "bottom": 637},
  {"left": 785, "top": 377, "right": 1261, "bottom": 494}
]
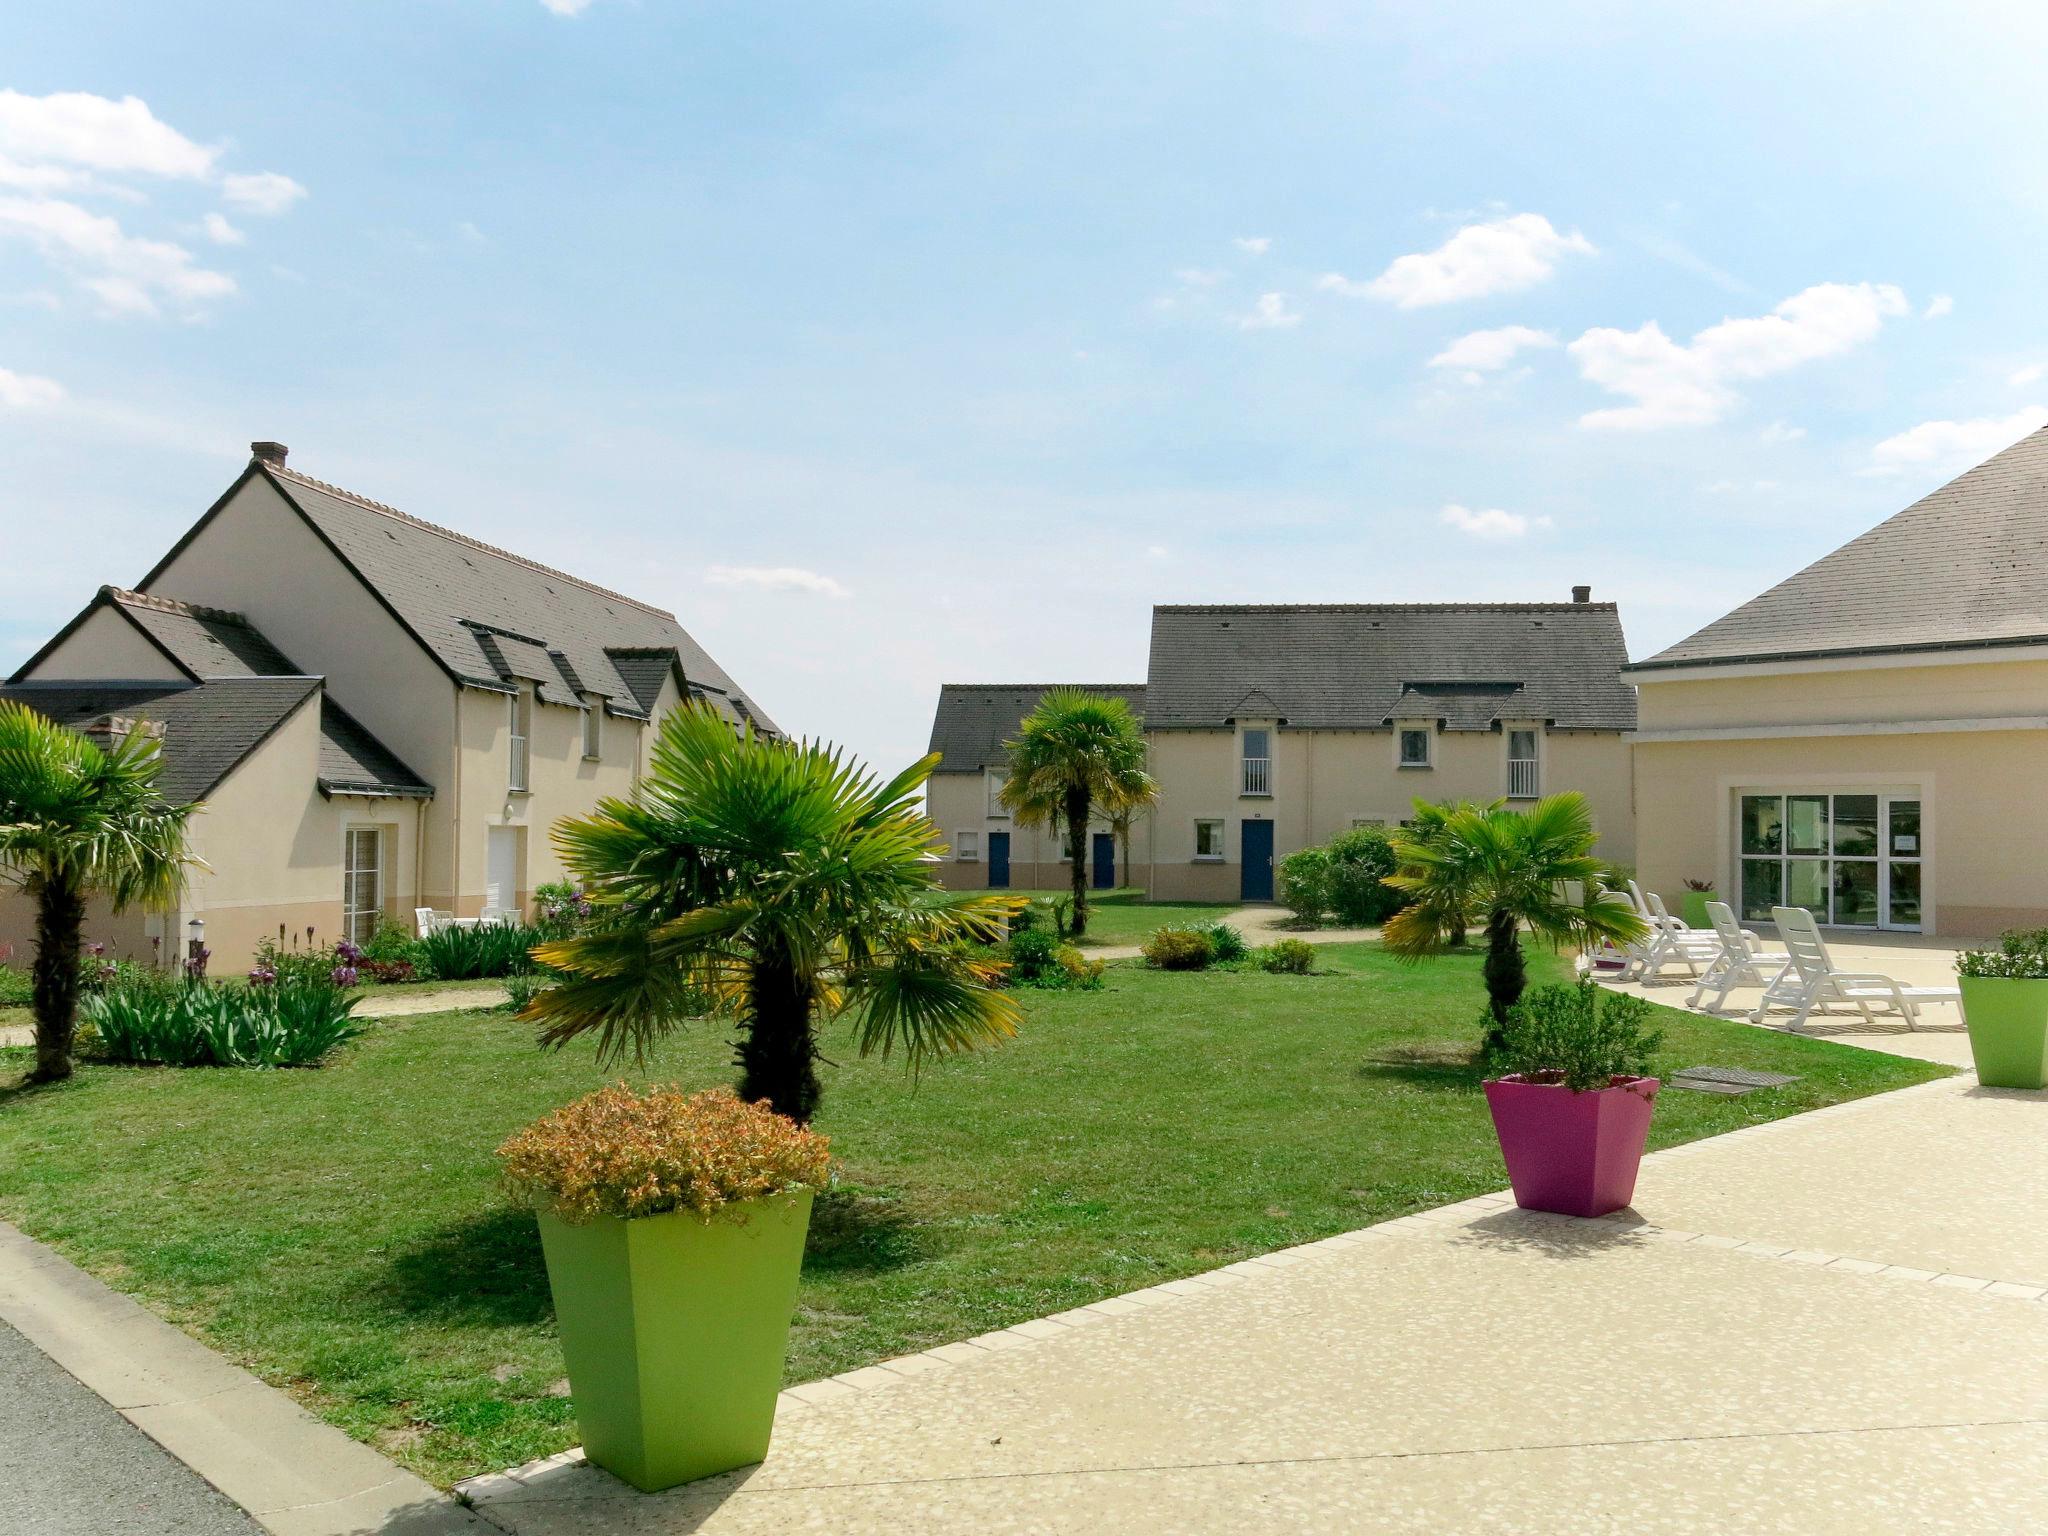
[
  {"left": 1687, "top": 900, "right": 1788, "bottom": 1013},
  {"left": 1632, "top": 883, "right": 1724, "bottom": 978},
  {"left": 414, "top": 907, "right": 451, "bottom": 938},
  {"left": 1751, "top": 906, "right": 1959, "bottom": 1030}
]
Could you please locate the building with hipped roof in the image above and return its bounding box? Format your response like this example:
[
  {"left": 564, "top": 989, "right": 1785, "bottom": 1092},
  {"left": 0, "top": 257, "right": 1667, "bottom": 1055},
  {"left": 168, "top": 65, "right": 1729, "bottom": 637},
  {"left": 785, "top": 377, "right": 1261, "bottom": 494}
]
[{"left": 2, "top": 442, "right": 778, "bottom": 969}]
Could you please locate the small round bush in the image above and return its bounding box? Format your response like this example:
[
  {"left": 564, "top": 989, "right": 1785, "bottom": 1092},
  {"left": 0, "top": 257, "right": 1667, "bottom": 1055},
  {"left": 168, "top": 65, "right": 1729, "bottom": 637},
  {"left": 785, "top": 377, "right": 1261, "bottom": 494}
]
[
  {"left": 1054, "top": 945, "right": 1106, "bottom": 989},
  {"left": 1143, "top": 925, "right": 1214, "bottom": 970},
  {"left": 1207, "top": 923, "right": 1248, "bottom": 964},
  {"left": 498, "top": 1084, "right": 831, "bottom": 1224},
  {"left": 1259, "top": 939, "right": 1315, "bottom": 974},
  {"left": 1006, "top": 927, "right": 1064, "bottom": 984}
]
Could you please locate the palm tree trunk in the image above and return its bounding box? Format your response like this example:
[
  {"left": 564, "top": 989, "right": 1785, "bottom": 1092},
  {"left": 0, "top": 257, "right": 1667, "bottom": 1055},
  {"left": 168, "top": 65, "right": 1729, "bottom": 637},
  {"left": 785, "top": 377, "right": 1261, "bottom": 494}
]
[
  {"left": 30, "top": 874, "right": 85, "bottom": 1083},
  {"left": 1065, "top": 786, "right": 1091, "bottom": 938},
  {"left": 1480, "top": 905, "right": 1525, "bottom": 1056},
  {"left": 736, "top": 950, "right": 822, "bottom": 1124}
]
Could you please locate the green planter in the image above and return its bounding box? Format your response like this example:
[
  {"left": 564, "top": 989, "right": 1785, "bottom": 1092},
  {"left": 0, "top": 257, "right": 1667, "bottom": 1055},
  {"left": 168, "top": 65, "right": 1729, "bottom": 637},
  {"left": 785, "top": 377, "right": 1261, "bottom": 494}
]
[
  {"left": 1960, "top": 976, "right": 2048, "bottom": 1089},
  {"left": 1680, "top": 890, "right": 1716, "bottom": 930},
  {"left": 536, "top": 1190, "right": 815, "bottom": 1491}
]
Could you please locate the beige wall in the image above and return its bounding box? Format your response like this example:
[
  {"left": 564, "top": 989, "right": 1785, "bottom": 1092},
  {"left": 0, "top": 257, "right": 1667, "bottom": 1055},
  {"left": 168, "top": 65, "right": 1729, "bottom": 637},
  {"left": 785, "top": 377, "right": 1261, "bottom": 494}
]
[
  {"left": 1633, "top": 654, "right": 2048, "bottom": 937},
  {"left": 924, "top": 770, "right": 1131, "bottom": 891},
  {"left": 30, "top": 605, "right": 187, "bottom": 681}
]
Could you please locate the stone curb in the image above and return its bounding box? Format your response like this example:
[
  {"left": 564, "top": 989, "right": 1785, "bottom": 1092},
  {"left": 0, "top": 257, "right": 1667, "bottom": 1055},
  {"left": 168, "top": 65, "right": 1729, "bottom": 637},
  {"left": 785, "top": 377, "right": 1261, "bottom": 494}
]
[{"left": 0, "top": 1219, "right": 489, "bottom": 1536}]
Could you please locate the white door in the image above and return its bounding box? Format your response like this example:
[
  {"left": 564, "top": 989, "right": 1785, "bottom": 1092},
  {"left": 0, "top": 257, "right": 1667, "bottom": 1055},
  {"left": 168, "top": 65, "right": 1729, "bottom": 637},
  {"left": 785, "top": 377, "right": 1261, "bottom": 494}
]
[
  {"left": 343, "top": 828, "right": 383, "bottom": 946},
  {"left": 486, "top": 827, "right": 521, "bottom": 915}
]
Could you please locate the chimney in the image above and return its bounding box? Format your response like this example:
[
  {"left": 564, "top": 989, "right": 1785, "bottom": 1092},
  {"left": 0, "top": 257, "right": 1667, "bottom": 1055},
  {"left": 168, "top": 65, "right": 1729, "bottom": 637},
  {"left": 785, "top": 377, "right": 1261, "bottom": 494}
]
[
  {"left": 1571, "top": 584, "right": 1592, "bottom": 604},
  {"left": 250, "top": 441, "right": 288, "bottom": 469}
]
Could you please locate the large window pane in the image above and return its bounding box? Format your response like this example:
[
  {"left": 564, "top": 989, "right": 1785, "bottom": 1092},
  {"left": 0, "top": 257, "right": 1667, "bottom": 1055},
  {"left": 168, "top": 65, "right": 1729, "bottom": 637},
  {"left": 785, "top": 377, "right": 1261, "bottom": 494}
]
[
  {"left": 1786, "top": 795, "right": 1829, "bottom": 856},
  {"left": 1832, "top": 794, "right": 1879, "bottom": 857},
  {"left": 1785, "top": 858, "right": 1829, "bottom": 920},
  {"left": 1888, "top": 800, "right": 1922, "bottom": 858},
  {"left": 1833, "top": 860, "right": 1879, "bottom": 926},
  {"left": 1889, "top": 862, "right": 1922, "bottom": 928},
  {"left": 1740, "top": 796, "right": 1784, "bottom": 855},
  {"left": 1740, "top": 858, "right": 1783, "bottom": 921}
]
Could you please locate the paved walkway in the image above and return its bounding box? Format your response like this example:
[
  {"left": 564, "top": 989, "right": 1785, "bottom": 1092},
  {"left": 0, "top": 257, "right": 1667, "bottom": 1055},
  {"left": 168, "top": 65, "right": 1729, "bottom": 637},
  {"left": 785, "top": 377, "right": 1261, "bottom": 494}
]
[
  {"left": 0, "top": 1316, "right": 261, "bottom": 1536},
  {"left": 462, "top": 1071, "right": 2048, "bottom": 1534}
]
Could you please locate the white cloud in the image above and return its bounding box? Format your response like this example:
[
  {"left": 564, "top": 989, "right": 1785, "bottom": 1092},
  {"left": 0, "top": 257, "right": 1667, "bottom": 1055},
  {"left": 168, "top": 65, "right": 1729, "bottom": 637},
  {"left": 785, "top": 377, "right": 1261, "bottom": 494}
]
[
  {"left": 0, "top": 366, "right": 63, "bottom": 408},
  {"left": 705, "top": 564, "right": 851, "bottom": 599},
  {"left": 1427, "top": 324, "right": 1556, "bottom": 373},
  {"left": 1569, "top": 282, "right": 1909, "bottom": 430},
  {"left": 221, "top": 171, "right": 306, "bottom": 215},
  {"left": 200, "top": 211, "right": 244, "bottom": 246},
  {"left": 1439, "top": 503, "right": 1552, "bottom": 540},
  {"left": 0, "top": 90, "right": 216, "bottom": 179},
  {"left": 1868, "top": 406, "right": 2048, "bottom": 474},
  {"left": 2011, "top": 364, "right": 2043, "bottom": 387},
  {"left": 1760, "top": 420, "right": 1806, "bottom": 443},
  {"left": 1234, "top": 235, "right": 1272, "bottom": 255},
  {"left": 1236, "top": 292, "right": 1300, "bottom": 330},
  {"left": 1321, "top": 213, "right": 1595, "bottom": 309},
  {"left": 0, "top": 196, "right": 234, "bottom": 315},
  {"left": 541, "top": 0, "right": 598, "bottom": 12},
  {"left": 1924, "top": 294, "right": 1954, "bottom": 319}
]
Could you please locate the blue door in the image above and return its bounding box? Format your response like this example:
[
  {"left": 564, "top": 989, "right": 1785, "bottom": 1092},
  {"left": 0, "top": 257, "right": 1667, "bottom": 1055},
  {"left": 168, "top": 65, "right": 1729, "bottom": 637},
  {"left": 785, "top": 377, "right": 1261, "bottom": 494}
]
[
  {"left": 1240, "top": 820, "right": 1275, "bottom": 901},
  {"left": 1092, "top": 832, "right": 1116, "bottom": 889},
  {"left": 987, "top": 831, "right": 1010, "bottom": 889}
]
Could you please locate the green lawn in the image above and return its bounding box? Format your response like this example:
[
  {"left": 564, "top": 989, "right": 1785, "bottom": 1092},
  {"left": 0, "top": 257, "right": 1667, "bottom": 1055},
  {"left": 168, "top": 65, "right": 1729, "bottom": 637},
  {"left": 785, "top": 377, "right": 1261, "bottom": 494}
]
[
  {"left": 998, "top": 886, "right": 1244, "bottom": 945},
  {"left": 0, "top": 942, "right": 1944, "bottom": 1487}
]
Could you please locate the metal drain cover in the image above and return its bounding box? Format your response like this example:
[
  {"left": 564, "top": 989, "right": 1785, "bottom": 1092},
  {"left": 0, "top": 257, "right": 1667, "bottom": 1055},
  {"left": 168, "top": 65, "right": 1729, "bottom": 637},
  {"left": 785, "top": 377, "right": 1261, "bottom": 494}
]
[{"left": 1668, "top": 1066, "right": 1799, "bottom": 1096}]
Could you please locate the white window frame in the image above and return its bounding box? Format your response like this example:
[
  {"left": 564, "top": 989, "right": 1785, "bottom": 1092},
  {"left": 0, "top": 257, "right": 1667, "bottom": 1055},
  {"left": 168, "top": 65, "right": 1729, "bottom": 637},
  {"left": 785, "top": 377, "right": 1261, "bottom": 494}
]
[
  {"left": 1506, "top": 726, "right": 1541, "bottom": 799},
  {"left": 956, "top": 829, "right": 981, "bottom": 862},
  {"left": 343, "top": 826, "right": 383, "bottom": 947},
  {"left": 986, "top": 769, "right": 1008, "bottom": 817},
  {"left": 582, "top": 696, "right": 603, "bottom": 760},
  {"left": 1396, "top": 722, "right": 1433, "bottom": 769},
  {"left": 508, "top": 687, "right": 532, "bottom": 792},
  {"left": 1240, "top": 726, "right": 1273, "bottom": 796},
  {"left": 1194, "top": 818, "right": 1226, "bottom": 860}
]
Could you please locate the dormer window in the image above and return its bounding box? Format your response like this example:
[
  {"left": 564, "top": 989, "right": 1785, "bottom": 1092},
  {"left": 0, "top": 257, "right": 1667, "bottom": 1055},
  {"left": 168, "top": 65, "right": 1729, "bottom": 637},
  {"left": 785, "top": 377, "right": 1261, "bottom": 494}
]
[
  {"left": 582, "top": 696, "right": 603, "bottom": 760},
  {"left": 1241, "top": 728, "right": 1272, "bottom": 795},
  {"left": 508, "top": 686, "right": 532, "bottom": 792}
]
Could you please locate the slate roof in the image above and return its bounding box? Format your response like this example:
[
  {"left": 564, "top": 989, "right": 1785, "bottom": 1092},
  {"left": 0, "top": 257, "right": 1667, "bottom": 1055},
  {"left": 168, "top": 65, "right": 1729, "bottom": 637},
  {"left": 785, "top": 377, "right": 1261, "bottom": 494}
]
[
  {"left": 235, "top": 465, "right": 778, "bottom": 733},
  {"left": 8, "top": 589, "right": 432, "bottom": 800},
  {"left": 1634, "top": 425, "right": 2048, "bottom": 672},
  {"left": 927, "top": 684, "right": 1148, "bottom": 774},
  {"left": 1143, "top": 603, "right": 1636, "bottom": 732},
  {"left": 0, "top": 678, "right": 322, "bottom": 804}
]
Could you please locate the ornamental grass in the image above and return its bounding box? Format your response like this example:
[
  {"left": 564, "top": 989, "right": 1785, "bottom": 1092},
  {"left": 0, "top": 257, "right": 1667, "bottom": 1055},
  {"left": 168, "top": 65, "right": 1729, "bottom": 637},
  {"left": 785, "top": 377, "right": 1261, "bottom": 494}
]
[{"left": 497, "top": 1084, "right": 831, "bottom": 1224}]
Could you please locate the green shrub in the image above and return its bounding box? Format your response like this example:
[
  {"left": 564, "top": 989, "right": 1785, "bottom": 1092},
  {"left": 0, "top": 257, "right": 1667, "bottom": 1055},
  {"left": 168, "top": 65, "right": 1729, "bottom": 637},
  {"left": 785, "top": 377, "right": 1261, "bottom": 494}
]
[
  {"left": 0, "top": 964, "right": 30, "bottom": 1008},
  {"left": 1258, "top": 939, "right": 1316, "bottom": 974},
  {"left": 1142, "top": 926, "right": 1214, "bottom": 971},
  {"left": 418, "top": 922, "right": 534, "bottom": 981},
  {"left": 503, "top": 971, "right": 552, "bottom": 1012},
  {"left": 85, "top": 977, "right": 361, "bottom": 1067},
  {"left": 1959, "top": 928, "right": 2048, "bottom": 979},
  {"left": 1006, "top": 927, "right": 1063, "bottom": 985},
  {"left": 1324, "top": 826, "right": 1403, "bottom": 925},
  {"left": 1007, "top": 903, "right": 1041, "bottom": 936},
  {"left": 1278, "top": 847, "right": 1331, "bottom": 925},
  {"left": 359, "top": 917, "right": 424, "bottom": 969},
  {"left": 1054, "top": 946, "right": 1106, "bottom": 990},
  {"left": 1207, "top": 922, "right": 1249, "bottom": 964},
  {"left": 1490, "top": 982, "right": 1662, "bottom": 1091}
]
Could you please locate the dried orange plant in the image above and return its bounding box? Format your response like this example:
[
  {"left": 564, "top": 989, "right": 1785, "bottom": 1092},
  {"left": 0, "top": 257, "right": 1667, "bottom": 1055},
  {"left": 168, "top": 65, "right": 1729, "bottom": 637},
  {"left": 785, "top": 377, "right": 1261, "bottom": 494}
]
[{"left": 497, "top": 1084, "right": 831, "bottom": 1224}]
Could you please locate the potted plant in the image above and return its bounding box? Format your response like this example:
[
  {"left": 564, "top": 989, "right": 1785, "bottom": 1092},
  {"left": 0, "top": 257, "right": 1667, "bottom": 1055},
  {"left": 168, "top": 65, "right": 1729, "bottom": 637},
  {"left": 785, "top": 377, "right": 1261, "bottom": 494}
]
[
  {"left": 1957, "top": 930, "right": 2048, "bottom": 1089},
  {"left": 1482, "top": 982, "right": 1664, "bottom": 1218},
  {"left": 1679, "top": 878, "right": 1717, "bottom": 930},
  {"left": 498, "top": 1085, "right": 832, "bottom": 1491}
]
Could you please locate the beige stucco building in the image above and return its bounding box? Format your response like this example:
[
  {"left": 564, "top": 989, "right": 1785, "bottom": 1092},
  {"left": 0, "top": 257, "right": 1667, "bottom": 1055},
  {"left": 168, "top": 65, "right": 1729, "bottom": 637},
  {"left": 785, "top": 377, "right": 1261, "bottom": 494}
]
[
  {"left": 927, "top": 594, "right": 1636, "bottom": 901},
  {"left": 1, "top": 442, "right": 777, "bottom": 970},
  {"left": 1628, "top": 426, "right": 2048, "bottom": 939}
]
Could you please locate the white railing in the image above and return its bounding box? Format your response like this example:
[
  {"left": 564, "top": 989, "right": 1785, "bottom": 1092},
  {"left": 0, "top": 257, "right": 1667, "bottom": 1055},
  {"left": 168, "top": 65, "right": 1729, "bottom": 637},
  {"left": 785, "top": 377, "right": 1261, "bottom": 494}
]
[
  {"left": 1242, "top": 756, "right": 1271, "bottom": 795},
  {"left": 1508, "top": 757, "right": 1540, "bottom": 799}
]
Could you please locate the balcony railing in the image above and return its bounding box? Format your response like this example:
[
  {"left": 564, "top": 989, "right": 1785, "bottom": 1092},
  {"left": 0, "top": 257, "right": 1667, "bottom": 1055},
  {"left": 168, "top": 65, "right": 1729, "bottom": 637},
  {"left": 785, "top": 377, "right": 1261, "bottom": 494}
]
[
  {"left": 1242, "top": 756, "right": 1271, "bottom": 795},
  {"left": 1507, "top": 757, "right": 1540, "bottom": 799}
]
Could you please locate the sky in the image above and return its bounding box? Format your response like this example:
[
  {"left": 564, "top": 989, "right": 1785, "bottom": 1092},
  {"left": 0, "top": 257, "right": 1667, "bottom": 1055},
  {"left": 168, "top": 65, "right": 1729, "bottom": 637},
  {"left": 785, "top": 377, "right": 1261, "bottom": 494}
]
[{"left": 6, "top": 2, "right": 2048, "bottom": 774}]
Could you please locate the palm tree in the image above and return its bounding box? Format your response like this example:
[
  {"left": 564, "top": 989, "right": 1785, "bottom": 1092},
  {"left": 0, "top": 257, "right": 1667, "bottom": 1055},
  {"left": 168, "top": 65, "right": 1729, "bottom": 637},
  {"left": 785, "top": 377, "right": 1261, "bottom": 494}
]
[
  {"left": 1382, "top": 792, "right": 1645, "bottom": 1056},
  {"left": 525, "top": 704, "right": 1022, "bottom": 1124},
  {"left": 0, "top": 702, "right": 198, "bottom": 1082},
  {"left": 999, "top": 689, "right": 1155, "bottom": 939}
]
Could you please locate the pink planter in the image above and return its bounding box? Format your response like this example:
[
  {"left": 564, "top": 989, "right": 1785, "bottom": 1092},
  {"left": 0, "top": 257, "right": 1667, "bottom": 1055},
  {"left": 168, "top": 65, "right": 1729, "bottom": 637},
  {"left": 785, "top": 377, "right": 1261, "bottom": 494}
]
[{"left": 1482, "top": 1074, "right": 1659, "bottom": 1218}]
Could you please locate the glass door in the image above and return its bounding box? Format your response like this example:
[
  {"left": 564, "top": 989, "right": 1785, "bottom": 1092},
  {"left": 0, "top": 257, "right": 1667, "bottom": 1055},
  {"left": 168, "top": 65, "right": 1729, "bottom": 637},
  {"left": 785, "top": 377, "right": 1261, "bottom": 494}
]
[{"left": 1737, "top": 791, "right": 1921, "bottom": 931}]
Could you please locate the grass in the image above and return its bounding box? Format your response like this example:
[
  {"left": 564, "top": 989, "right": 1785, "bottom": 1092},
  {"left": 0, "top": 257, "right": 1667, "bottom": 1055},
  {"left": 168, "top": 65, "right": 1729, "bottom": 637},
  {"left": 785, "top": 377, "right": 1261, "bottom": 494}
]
[
  {"left": 0, "top": 941, "right": 1944, "bottom": 1487},
  {"left": 998, "top": 887, "right": 1243, "bottom": 945}
]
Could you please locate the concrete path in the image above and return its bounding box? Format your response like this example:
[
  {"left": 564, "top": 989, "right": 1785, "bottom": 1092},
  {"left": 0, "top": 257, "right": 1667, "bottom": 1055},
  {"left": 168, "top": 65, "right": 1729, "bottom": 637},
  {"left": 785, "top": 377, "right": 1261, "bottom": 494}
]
[
  {"left": 0, "top": 1315, "right": 262, "bottom": 1536},
  {"left": 463, "top": 1072, "right": 2048, "bottom": 1534}
]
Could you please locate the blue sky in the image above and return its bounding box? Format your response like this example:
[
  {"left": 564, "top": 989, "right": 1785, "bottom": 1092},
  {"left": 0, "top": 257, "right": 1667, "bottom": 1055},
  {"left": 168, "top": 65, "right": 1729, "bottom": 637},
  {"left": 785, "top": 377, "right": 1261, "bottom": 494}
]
[{"left": 5, "top": 2, "right": 2048, "bottom": 773}]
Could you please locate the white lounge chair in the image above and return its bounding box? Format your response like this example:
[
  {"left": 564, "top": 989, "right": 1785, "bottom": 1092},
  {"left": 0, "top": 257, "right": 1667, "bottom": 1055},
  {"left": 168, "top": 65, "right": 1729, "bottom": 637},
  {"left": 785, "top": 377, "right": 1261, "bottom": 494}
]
[
  {"left": 1687, "top": 900, "right": 1788, "bottom": 1014},
  {"left": 1632, "top": 883, "right": 1724, "bottom": 979},
  {"left": 414, "top": 907, "right": 453, "bottom": 938},
  {"left": 1750, "top": 906, "right": 1960, "bottom": 1030}
]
